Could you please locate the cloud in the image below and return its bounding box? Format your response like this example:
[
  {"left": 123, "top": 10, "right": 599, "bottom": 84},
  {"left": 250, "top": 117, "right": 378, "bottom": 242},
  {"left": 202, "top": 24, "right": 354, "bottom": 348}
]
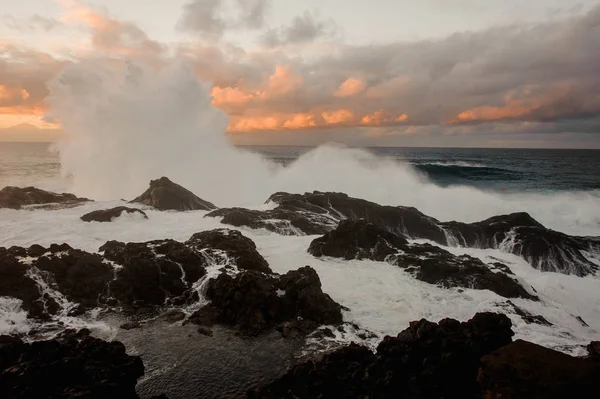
[
  {"left": 62, "top": 0, "right": 164, "bottom": 56},
  {"left": 261, "top": 11, "right": 341, "bottom": 47},
  {"left": 2, "top": 15, "right": 61, "bottom": 32},
  {"left": 179, "top": 0, "right": 270, "bottom": 36},
  {"left": 335, "top": 78, "right": 366, "bottom": 98}
]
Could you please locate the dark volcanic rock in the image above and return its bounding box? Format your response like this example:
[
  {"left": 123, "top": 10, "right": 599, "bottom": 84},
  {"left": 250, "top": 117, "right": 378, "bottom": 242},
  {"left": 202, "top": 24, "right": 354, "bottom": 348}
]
[
  {"left": 80, "top": 206, "right": 148, "bottom": 222},
  {"left": 0, "top": 329, "right": 145, "bottom": 399},
  {"left": 478, "top": 339, "right": 600, "bottom": 399},
  {"left": 130, "top": 177, "right": 216, "bottom": 211},
  {"left": 308, "top": 219, "right": 408, "bottom": 260},
  {"left": 207, "top": 191, "right": 446, "bottom": 241},
  {"left": 100, "top": 239, "right": 207, "bottom": 307},
  {"left": 249, "top": 312, "right": 514, "bottom": 399},
  {"left": 441, "top": 213, "right": 600, "bottom": 276},
  {"left": 309, "top": 220, "right": 537, "bottom": 300},
  {"left": 187, "top": 229, "right": 271, "bottom": 273},
  {"left": 189, "top": 266, "right": 342, "bottom": 336},
  {"left": 0, "top": 248, "right": 57, "bottom": 319},
  {"left": 0, "top": 186, "right": 90, "bottom": 210},
  {"left": 210, "top": 191, "right": 600, "bottom": 276},
  {"left": 32, "top": 248, "right": 114, "bottom": 309}
]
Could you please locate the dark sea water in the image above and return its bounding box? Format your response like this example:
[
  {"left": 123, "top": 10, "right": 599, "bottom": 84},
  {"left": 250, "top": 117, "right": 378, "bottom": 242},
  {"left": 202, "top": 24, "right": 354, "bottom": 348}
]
[
  {"left": 2, "top": 142, "right": 598, "bottom": 193},
  {"left": 245, "top": 146, "right": 600, "bottom": 193}
]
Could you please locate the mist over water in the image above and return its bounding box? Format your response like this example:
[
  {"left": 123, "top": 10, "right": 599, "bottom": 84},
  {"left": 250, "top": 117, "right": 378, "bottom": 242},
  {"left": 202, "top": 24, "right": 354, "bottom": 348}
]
[{"left": 46, "top": 60, "right": 600, "bottom": 236}]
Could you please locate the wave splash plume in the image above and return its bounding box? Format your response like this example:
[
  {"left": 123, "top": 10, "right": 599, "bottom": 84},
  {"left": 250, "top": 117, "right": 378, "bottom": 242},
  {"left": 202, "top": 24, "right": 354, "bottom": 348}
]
[{"left": 46, "top": 59, "right": 600, "bottom": 236}]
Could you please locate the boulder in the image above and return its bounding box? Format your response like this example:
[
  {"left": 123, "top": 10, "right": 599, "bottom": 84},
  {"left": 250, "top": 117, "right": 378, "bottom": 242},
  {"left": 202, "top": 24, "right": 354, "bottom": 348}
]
[
  {"left": 189, "top": 266, "right": 342, "bottom": 336},
  {"left": 309, "top": 220, "right": 537, "bottom": 300},
  {"left": 0, "top": 329, "right": 146, "bottom": 399},
  {"left": 80, "top": 206, "right": 148, "bottom": 222},
  {"left": 100, "top": 239, "right": 207, "bottom": 307},
  {"left": 249, "top": 312, "right": 514, "bottom": 398},
  {"left": 478, "top": 339, "right": 600, "bottom": 399},
  {"left": 130, "top": 177, "right": 216, "bottom": 211},
  {"left": 186, "top": 229, "right": 272, "bottom": 273},
  {"left": 0, "top": 186, "right": 90, "bottom": 210}
]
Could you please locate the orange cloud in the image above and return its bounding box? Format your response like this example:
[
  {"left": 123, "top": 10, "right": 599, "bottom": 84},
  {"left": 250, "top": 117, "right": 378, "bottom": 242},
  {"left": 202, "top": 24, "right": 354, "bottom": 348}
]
[
  {"left": 211, "top": 86, "right": 253, "bottom": 109},
  {"left": 0, "top": 86, "right": 30, "bottom": 104},
  {"left": 322, "top": 109, "right": 355, "bottom": 124},
  {"left": 334, "top": 78, "right": 366, "bottom": 98},
  {"left": 260, "top": 65, "right": 302, "bottom": 99}
]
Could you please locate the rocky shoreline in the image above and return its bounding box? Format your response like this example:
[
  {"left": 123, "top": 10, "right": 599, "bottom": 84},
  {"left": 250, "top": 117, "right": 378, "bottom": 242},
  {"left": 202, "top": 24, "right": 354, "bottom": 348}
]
[{"left": 1, "top": 178, "right": 599, "bottom": 398}]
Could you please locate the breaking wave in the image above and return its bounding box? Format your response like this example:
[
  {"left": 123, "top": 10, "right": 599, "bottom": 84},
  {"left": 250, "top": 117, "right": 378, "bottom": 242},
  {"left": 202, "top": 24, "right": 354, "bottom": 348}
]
[{"left": 44, "top": 59, "right": 600, "bottom": 236}]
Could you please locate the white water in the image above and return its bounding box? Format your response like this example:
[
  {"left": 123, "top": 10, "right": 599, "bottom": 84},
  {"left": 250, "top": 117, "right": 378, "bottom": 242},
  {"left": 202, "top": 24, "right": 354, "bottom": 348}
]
[
  {"left": 1, "top": 202, "right": 599, "bottom": 355},
  {"left": 42, "top": 59, "right": 600, "bottom": 236}
]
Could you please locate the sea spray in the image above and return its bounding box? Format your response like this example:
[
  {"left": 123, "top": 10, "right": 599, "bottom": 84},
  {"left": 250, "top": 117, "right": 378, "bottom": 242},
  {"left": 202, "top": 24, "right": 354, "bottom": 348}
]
[{"left": 45, "top": 58, "right": 600, "bottom": 235}]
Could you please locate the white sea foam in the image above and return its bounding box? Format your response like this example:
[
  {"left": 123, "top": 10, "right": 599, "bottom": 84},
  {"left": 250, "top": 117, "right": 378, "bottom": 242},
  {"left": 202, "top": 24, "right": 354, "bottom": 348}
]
[
  {"left": 0, "top": 204, "right": 598, "bottom": 354},
  {"left": 42, "top": 59, "right": 600, "bottom": 236}
]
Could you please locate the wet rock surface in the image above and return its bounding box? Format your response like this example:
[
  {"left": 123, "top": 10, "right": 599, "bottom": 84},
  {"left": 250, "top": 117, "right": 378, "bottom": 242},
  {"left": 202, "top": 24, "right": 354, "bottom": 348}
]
[
  {"left": 209, "top": 191, "right": 600, "bottom": 276},
  {"left": 309, "top": 220, "right": 537, "bottom": 300},
  {"left": 478, "top": 339, "right": 600, "bottom": 399},
  {"left": 131, "top": 177, "right": 216, "bottom": 211},
  {"left": 80, "top": 206, "right": 148, "bottom": 222},
  {"left": 0, "top": 229, "right": 270, "bottom": 320},
  {"left": 0, "top": 186, "right": 90, "bottom": 210},
  {"left": 441, "top": 213, "right": 600, "bottom": 276},
  {"left": 186, "top": 229, "right": 271, "bottom": 273},
  {"left": 249, "top": 312, "right": 515, "bottom": 398},
  {"left": 189, "top": 266, "right": 343, "bottom": 336},
  {"left": 0, "top": 329, "right": 148, "bottom": 399}
]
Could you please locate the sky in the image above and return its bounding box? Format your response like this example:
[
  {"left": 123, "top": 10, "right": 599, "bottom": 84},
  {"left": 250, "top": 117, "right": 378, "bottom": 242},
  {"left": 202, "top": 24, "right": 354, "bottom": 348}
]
[{"left": 1, "top": 0, "right": 600, "bottom": 148}]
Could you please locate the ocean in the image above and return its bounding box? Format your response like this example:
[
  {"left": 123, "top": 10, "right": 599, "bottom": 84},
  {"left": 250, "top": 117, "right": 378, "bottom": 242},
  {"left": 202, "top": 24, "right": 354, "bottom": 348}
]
[
  {"left": 1, "top": 141, "right": 600, "bottom": 398},
  {"left": 3, "top": 142, "right": 600, "bottom": 193}
]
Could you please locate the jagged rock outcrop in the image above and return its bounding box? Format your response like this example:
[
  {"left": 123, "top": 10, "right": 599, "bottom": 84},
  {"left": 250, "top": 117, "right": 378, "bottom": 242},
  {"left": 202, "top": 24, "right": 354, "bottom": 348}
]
[
  {"left": 130, "top": 177, "right": 216, "bottom": 211},
  {"left": 0, "top": 329, "right": 151, "bottom": 399},
  {"left": 80, "top": 206, "right": 148, "bottom": 222},
  {"left": 441, "top": 213, "right": 600, "bottom": 276},
  {"left": 0, "top": 186, "right": 90, "bottom": 210},
  {"left": 186, "top": 229, "right": 271, "bottom": 273},
  {"left": 0, "top": 229, "right": 269, "bottom": 319},
  {"left": 249, "top": 312, "right": 515, "bottom": 398},
  {"left": 100, "top": 239, "right": 207, "bottom": 307},
  {"left": 209, "top": 191, "right": 600, "bottom": 276},
  {"left": 188, "top": 266, "right": 343, "bottom": 336},
  {"left": 309, "top": 220, "right": 537, "bottom": 300},
  {"left": 478, "top": 339, "right": 600, "bottom": 399}
]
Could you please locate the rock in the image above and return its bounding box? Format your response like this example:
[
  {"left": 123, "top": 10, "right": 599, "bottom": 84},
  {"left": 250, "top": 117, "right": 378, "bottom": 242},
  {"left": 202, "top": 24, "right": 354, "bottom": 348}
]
[
  {"left": 441, "top": 213, "right": 600, "bottom": 276},
  {"left": 309, "top": 220, "right": 537, "bottom": 300},
  {"left": 130, "top": 177, "right": 216, "bottom": 211},
  {"left": 504, "top": 301, "right": 552, "bottom": 326},
  {"left": 478, "top": 339, "right": 600, "bottom": 399},
  {"left": 250, "top": 312, "right": 514, "bottom": 398},
  {"left": 210, "top": 191, "right": 600, "bottom": 276},
  {"left": 197, "top": 327, "right": 213, "bottom": 337},
  {"left": 120, "top": 322, "right": 142, "bottom": 330},
  {"left": 189, "top": 266, "right": 342, "bottom": 336},
  {"left": 32, "top": 248, "right": 114, "bottom": 309},
  {"left": 156, "top": 309, "right": 186, "bottom": 323},
  {"left": 100, "top": 239, "right": 207, "bottom": 307},
  {"left": 576, "top": 316, "right": 590, "bottom": 327},
  {"left": 187, "top": 229, "right": 271, "bottom": 273},
  {"left": 0, "top": 249, "right": 56, "bottom": 319},
  {"left": 0, "top": 331, "right": 146, "bottom": 398},
  {"left": 308, "top": 219, "right": 408, "bottom": 260},
  {"left": 588, "top": 341, "right": 600, "bottom": 358},
  {"left": 0, "top": 186, "right": 91, "bottom": 210},
  {"left": 0, "top": 335, "right": 23, "bottom": 347},
  {"left": 80, "top": 206, "right": 148, "bottom": 222}
]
